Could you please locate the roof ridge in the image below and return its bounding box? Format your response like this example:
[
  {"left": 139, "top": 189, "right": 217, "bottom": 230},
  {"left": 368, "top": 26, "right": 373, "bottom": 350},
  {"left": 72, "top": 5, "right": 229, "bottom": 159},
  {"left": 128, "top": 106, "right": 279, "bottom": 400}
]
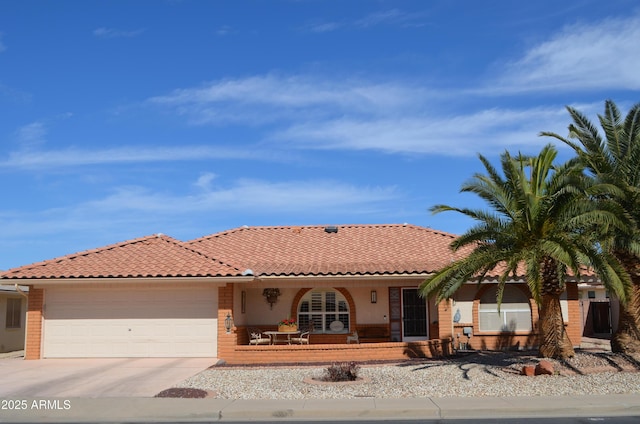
[
  {"left": 404, "top": 224, "right": 459, "bottom": 239},
  {"left": 188, "top": 223, "right": 455, "bottom": 243},
  {"left": 161, "top": 235, "right": 243, "bottom": 273}
]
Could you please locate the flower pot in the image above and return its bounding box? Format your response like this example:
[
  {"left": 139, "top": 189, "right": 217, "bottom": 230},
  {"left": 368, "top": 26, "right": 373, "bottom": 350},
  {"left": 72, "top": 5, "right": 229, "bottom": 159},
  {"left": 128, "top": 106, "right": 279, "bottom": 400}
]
[{"left": 278, "top": 325, "right": 298, "bottom": 332}]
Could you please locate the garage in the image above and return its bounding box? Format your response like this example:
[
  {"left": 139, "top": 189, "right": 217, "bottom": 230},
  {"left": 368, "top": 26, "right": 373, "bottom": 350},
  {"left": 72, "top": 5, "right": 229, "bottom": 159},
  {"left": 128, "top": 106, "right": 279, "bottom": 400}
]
[{"left": 43, "top": 285, "right": 218, "bottom": 358}]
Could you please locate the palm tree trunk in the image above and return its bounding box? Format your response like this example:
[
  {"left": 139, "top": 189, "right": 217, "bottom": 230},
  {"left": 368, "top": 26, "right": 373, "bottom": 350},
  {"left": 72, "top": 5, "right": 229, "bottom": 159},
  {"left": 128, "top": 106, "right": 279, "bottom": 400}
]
[
  {"left": 611, "top": 251, "right": 640, "bottom": 354},
  {"left": 538, "top": 257, "right": 575, "bottom": 359},
  {"left": 538, "top": 292, "right": 575, "bottom": 358}
]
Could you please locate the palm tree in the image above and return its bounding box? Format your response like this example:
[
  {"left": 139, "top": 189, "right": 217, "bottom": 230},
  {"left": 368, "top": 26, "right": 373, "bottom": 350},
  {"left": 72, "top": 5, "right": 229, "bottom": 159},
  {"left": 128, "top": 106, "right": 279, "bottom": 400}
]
[
  {"left": 420, "top": 144, "right": 629, "bottom": 359},
  {"left": 541, "top": 100, "right": 640, "bottom": 354}
]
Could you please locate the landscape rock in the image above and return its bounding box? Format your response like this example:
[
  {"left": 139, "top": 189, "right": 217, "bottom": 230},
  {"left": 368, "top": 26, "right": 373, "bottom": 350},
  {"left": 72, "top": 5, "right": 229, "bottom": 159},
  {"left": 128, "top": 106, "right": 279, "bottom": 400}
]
[
  {"left": 521, "top": 365, "right": 536, "bottom": 376},
  {"left": 535, "top": 360, "right": 554, "bottom": 375}
]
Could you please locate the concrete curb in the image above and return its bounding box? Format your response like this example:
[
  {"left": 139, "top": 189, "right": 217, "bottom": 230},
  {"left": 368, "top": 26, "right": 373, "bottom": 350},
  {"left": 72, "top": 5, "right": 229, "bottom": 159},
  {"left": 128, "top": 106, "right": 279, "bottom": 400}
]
[{"left": 1, "top": 395, "right": 639, "bottom": 422}]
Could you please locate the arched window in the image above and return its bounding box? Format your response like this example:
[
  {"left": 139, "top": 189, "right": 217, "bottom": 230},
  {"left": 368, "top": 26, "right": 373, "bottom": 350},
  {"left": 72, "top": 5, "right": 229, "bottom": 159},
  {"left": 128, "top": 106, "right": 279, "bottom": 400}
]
[
  {"left": 478, "top": 285, "right": 532, "bottom": 332},
  {"left": 297, "top": 289, "right": 349, "bottom": 333}
]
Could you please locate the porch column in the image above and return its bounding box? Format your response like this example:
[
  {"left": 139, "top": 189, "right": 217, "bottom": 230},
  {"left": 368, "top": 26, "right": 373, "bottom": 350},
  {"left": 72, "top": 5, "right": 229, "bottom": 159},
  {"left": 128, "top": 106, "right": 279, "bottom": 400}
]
[{"left": 217, "top": 283, "right": 237, "bottom": 360}]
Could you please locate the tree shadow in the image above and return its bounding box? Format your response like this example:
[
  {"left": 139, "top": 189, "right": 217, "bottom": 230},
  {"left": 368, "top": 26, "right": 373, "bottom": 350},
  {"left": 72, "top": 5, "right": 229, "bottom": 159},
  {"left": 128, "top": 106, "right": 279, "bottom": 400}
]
[
  {"left": 397, "top": 350, "right": 537, "bottom": 380},
  {"left": 478, "top": 322, "right": 539, "bottom": 353},
  {"left": 402, "top": 339, "right": 453, "bottom": 359}
]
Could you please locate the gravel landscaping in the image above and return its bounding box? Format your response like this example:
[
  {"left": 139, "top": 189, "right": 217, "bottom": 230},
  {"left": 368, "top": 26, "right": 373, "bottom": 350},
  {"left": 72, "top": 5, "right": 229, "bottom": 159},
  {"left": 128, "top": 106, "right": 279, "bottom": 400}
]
[{"left": 176, "top": 350, "right": 640, "bottom": 399}]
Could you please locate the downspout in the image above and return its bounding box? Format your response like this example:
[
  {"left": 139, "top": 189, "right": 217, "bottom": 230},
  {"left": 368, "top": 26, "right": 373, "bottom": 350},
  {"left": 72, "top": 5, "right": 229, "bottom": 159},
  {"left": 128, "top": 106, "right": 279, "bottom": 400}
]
[{"left": 14, "top": 284, "right": 28, "bottom": 298}]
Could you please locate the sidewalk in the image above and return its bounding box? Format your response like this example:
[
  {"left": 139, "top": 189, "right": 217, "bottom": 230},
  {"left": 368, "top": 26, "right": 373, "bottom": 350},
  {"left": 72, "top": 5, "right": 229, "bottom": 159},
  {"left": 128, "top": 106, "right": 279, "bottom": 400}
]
[{"left": 2, "top": 394, "right": 640, "bottom": 422}]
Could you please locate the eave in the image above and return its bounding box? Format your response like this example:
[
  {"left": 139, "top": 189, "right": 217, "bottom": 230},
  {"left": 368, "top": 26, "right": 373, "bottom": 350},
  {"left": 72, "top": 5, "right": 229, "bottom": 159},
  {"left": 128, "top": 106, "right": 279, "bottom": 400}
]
[{"left": 7, "top": 276, "right": 256, "bottom": 286}]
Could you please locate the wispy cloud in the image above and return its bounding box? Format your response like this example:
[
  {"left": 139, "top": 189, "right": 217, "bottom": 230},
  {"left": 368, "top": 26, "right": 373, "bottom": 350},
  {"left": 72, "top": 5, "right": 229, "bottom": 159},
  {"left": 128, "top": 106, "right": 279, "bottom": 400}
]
[
  {"left": 15, "top": 121, "right": 47, "bottom": 148},
  {"left": 93, "top": 27, "right": 145, "bottom": 39},
  {"left": 148, "top": 74, "right": 424, "bottom": 125},
  {"left": 147, "top": 72, "right": 583, "bottom": 157},
  {"left": 0, "top": 179, "right": 398, "bottom": 237},
  {"left": 355, "top": 9, "right": 426, "bottom": 28},
  {"left": 216, "top": 25, "right": 235, "bottom": 36},
  {"left": 12, "top": 113, "right": 73, "bottom": 150},
  {"left": 85, "top": 179, "right": 399, "bottom": 215},
  {"left": 273, "top": 106, "right": 575, "bottom": 156},
  {"left": 306, "top": 21, "right": 342, "bottom": 33},
  {"left": 303, "top": 9, "right": 427, "bottom": 33},
  {"left": 195, "top": 172, "right": 216, "bottom": 190},
  {"left": 488, "top": 13, "right": 640, "bottom": 93},
  {"left": 1, "top": 145, "right": 279, "bottom": 170},
  {"left": 146, "top": 12, "right": 640, "bottom": 157}
]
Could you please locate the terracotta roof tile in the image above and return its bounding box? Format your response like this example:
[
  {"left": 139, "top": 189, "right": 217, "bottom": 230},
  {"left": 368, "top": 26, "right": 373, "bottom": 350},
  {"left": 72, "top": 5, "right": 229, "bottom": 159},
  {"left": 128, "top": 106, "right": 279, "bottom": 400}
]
[
  {"left": 188, "top": 224, "right": 466, "bottom": 277},
  {"left": 1, "top": 234, "right": 242, "bottom": 280}
]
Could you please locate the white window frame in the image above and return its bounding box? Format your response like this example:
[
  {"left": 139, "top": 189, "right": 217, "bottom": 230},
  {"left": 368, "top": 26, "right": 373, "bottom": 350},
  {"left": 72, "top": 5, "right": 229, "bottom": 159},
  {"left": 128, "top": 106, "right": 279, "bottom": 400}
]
[
  {"left": 478, "top": 286, "right": 532, "bottom": 332},
  {"left": 297, "top": 289, "right": 349, "bottom": 333}
]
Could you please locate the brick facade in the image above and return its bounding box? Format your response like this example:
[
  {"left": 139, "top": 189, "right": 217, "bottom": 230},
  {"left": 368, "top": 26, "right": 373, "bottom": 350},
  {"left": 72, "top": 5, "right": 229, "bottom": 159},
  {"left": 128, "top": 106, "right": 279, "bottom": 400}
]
[{"left": 20, "top": 281, "right": 583, "bottom": 362}]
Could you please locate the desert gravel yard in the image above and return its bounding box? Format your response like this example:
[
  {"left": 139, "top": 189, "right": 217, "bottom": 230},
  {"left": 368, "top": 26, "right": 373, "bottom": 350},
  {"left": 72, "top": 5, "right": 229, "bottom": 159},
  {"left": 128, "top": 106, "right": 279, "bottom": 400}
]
[{"left": 176, "top": 351, "right": 640, "bottom": 399}]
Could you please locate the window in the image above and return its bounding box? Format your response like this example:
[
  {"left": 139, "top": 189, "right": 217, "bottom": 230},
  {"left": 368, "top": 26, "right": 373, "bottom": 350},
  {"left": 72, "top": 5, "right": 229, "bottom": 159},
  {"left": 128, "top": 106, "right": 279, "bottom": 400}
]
[
  {"left": 588, "top": 291, "right": 596, "bottom": 299},
  {"left": 478, "top": 286, "right": 531, "bottom": 332},
  {"left": 298, "top": 289, "right": 349, "bottom": 333},
  {"left": 5, "top": 298, "right": 22, "bottom": 329}
]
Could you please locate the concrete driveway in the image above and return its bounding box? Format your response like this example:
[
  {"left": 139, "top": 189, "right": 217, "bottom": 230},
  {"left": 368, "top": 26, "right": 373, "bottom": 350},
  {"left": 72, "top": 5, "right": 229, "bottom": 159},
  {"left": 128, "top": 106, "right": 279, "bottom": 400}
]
[{"left": 0, "top": 357, "right": 216, "bottom": 398}]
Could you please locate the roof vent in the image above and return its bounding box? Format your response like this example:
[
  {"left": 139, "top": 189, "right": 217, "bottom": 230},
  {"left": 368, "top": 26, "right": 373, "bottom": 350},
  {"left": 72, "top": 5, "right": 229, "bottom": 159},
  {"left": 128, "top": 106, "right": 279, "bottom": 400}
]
[
  {"left": 324, "top": 225, "right": 338, "bottom": 233},
  {"left": 242, "top": 269, "right": 254, "bottom": 276}
]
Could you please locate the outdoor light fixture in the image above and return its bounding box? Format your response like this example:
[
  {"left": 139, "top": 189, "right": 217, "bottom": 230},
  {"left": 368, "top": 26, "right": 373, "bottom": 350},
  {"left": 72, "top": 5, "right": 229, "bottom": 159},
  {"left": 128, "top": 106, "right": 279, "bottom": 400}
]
[
  {"left": 370, "top": 290, "right": 377, "bottom": 304},
  {"left": 262, "top": 288, "right": 281, "bottom": 309},
  {"left": 224, "top": 312, "right": 233, "bottom": 334}
]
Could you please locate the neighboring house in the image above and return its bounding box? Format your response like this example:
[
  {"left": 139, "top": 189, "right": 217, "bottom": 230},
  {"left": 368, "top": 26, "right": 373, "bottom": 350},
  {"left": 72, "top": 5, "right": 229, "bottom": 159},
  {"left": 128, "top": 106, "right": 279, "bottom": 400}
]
[
  {"left": 0, "top": 224, "right": 584, "bottom": 363},
  {"left": 0, "top": 284, "right": 28, "bottom": 353}
]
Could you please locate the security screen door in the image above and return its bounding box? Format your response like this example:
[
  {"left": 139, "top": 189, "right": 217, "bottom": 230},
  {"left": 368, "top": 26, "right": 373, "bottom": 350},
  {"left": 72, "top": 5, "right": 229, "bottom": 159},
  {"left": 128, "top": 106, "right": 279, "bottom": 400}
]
[{"left": 402, "top": 288, "right": 428, "bottom": 341}]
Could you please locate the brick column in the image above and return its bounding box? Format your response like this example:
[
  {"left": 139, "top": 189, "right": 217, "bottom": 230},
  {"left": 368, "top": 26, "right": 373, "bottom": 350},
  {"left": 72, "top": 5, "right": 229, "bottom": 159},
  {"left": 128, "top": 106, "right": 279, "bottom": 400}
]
[
  {"left": 25, "top": 287, "right": 44, "bottom": 360},
  {"left": 437, "top": 299, "right": 453, "bottom": 340},
  {"left": 565, "top": 282, "right": 581, "bottom": 346},
  {"left": 217, "top": 284, "right": 237, "bottom": 361}
]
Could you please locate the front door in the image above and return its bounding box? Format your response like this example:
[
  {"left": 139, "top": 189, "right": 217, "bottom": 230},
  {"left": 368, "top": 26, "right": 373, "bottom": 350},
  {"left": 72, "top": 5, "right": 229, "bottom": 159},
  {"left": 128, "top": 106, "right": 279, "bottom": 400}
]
[
  {"left": 402, "top": 288, "right": 428, "bottom": 341},
  {"left": 591, "top": 301, "right": 612, "bottom": 334}
]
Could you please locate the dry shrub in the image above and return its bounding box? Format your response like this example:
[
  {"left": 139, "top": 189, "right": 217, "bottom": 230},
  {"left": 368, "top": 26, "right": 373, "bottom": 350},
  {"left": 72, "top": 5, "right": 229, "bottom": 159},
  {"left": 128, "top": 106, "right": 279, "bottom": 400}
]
[{"left": 322, "top": 362, "right": 360, "bottom": 382}]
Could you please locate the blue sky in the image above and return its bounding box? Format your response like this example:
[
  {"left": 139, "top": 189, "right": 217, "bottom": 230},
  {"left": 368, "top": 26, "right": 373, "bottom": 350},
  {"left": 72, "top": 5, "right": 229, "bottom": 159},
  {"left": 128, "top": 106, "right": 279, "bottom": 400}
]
[{"left": 1, "top": 0, "right": 639, "bottom": 270}]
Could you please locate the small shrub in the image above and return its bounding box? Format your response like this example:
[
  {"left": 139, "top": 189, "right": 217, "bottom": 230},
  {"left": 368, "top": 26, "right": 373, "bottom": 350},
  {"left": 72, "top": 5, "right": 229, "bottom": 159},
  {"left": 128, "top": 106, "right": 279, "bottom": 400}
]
[{"left": 322, "top": 362, "right": 360, "bottom": 382}]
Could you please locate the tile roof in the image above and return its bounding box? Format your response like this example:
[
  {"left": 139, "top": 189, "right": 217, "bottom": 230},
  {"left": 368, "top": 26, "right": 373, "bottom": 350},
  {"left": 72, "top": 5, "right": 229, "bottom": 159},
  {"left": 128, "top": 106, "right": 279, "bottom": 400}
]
[
  {"left": 1, "top": 224, "right": 595, "bottom": 282},
  {"left": 188, "top": 224, "right": 465, "bottom": 277},
  {"left": 1, "top": 234, "right": 242, "bottom": 280}
]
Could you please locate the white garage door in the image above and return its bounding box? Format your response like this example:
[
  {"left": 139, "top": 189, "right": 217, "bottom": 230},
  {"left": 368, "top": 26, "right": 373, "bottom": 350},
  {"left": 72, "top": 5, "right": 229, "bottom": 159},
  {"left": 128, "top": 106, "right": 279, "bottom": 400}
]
[{"left": 43, "top": 286, "right": 218, "bottom": 358}]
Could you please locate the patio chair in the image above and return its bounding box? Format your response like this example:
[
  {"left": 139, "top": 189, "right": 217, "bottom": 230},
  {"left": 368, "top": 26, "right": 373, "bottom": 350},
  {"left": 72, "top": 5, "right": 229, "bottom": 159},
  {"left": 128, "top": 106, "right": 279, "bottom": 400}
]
[
  {"left": 291, "top": 329, "right": 311, "bottom": 345},
  {"left": 247, "top": 327, "right": 271, "bottom": 345},
  {"left": 346, "top": 330, "right": 359, "bottom": 344}
]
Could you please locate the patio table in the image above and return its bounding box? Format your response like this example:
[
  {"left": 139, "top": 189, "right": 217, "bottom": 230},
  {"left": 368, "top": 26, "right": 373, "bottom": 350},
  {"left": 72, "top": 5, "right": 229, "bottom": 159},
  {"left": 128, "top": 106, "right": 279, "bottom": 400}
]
[{"left": 263, "top": 330, "right": 301, "bottom": 345}]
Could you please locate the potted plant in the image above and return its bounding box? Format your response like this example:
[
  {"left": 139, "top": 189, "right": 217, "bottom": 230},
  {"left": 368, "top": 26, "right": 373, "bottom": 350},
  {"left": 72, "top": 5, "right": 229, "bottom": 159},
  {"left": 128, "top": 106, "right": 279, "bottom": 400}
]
[{"left": 278, "top": 318, "right": 298, "bottom": 332}]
